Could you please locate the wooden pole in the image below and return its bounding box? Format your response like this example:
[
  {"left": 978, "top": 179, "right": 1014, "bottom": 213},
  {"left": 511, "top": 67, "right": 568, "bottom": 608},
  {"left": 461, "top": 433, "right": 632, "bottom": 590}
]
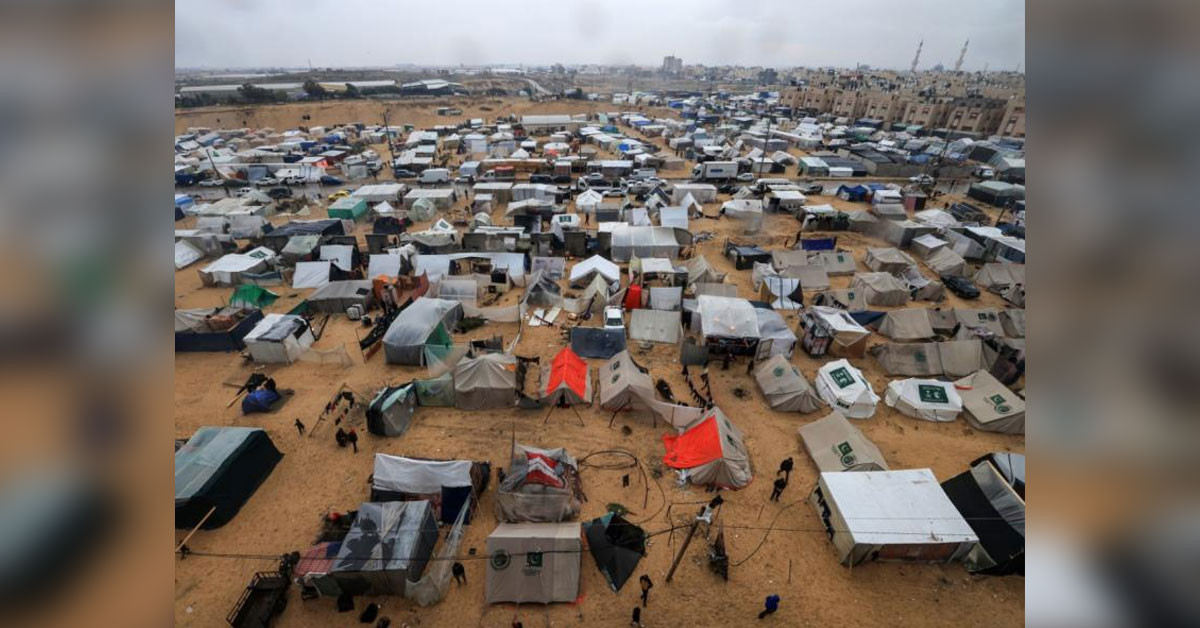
[
  {"left": 175, "top": 506, "right": 216, "bottom": 553},
  {"left": 665, "top": 508, "right": 704, "bottom": 583}
]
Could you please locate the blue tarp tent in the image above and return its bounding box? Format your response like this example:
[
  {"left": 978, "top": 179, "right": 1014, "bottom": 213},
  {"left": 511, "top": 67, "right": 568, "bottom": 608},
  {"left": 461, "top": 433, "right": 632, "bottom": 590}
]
[
  {"left": 836, "top": 185, "right": 870, "bottom": 202},
  {"left": 242, "top": 389, "right": 282, "bottom": 414}
]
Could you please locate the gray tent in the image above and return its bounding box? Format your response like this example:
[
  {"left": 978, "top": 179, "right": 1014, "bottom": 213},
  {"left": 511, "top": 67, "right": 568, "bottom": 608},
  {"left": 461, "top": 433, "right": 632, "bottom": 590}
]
[
  {"left": 598, "top": 350, "right": 655, "bottom": 412},
  {"left": 662, "top": 406, "right": 752, "bottom": 489},
  {"left": 1001, "top": 309, "right": 1025, "bottom": 338},
  {"left": 809, "top": 250, "right": 857, "bottom": 276},
  {"left": 955, "top": 369, "right": 1026, "bottom": 434},
  {"left": 683, "top": 255, "right": 726, "bottom": 285},
  {"left": 954, "top": 308, "right": 1006, "bottom": 336},
  {"left": 485, "top": 523, "right": 581, "bottom": 604},
  {"left": 366, "top": 384, "right": 418, "bottom": 436},
  {"left": 330, "top": 500, "right": 439, "bottom": 596},
  {"left": 453, "top": 353, "right": 517, "bottom": 410},
  {"left": 877, "top": 309, "right": 936, "bottom": 341},
  {"left": 630, "top": 309, "right": 682, "bottom": 344},
  {"left": 754, "top": 354, "right": 824, "bottom": 413},
  {"left": 925, "top": 247, "right": 967, "bottom": 277},
  {"left": 974, "top": 263, "right": 1025, "bottom": 292},
  {"left": 865, "top": 248, "right": 916, "bottom": 274},
  {"left": 851, "top": 272, "right": 910, "bottom": 306},
  {"left": 414, "top": 374, "right": 456, "bottom": 407},
  {"left": 307, "top": 280, "right": 375, "bottom": 314},
  {"left": 792, "top": 266, "right": 831, "bottom": 291},
  {"left": 797, "top": 411, "right": 888, "bottom": 472},
  {"left": 495, "top": 444, "right": 582, "bottom": 523},
  {"left": 870, "top": 340, "right": 988, "bottom": 377},
  {"left": 383, "top": 298, "right": 463, "bottom": 365}
]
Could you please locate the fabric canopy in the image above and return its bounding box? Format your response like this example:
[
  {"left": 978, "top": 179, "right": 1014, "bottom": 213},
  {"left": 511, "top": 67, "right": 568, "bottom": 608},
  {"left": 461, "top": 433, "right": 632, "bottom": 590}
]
[
  {"left": 541, "top": 347, "right": 592, "bottom": 406},
  {"left": 662, "top": 407, "right": 752, "bottom": 489}
]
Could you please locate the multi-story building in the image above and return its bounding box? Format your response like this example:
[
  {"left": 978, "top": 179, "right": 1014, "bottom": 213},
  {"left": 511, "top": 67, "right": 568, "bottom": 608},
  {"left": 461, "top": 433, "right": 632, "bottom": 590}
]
[
  {"left": 661, "top": 55, "right": 683, "bottom": 75},
  {"left": 999, "top": 97, "right": 1025, "bottom": 137}
]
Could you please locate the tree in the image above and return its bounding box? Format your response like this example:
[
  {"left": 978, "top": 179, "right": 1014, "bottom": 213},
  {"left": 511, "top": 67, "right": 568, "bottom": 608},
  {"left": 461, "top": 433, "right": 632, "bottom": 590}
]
[
  {"left": 303, "top": 79, "right": 327, "bottom": 99},
  {"left": 344, "top": 83, "right": 361, "bottom": 99},
  {"left": 237, "top": 83, "right": 274, "bottom": 104}
]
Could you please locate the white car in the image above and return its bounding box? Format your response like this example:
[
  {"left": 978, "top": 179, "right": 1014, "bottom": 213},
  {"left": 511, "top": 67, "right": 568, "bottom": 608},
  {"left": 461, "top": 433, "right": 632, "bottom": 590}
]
[
  {"left": 253, "top": 177, "right": 280, "bottom": 187},
  {"left": 235, "top": 187, "right": 254, "bottom": 197},
  {"left": 603, "top": 306, "right": 624, "bottom": 330},
  {"left": 736, "top": 172, "right": 755, "bottom": 183},
  {"left": 283, "top": 176, "right": 307, "bottom": 186},
  {"left": 908, "top": 174, "right": 935, "bottom": 185},
  {"left": 198, "top": 179, "right": 223, "bottom": 187}
]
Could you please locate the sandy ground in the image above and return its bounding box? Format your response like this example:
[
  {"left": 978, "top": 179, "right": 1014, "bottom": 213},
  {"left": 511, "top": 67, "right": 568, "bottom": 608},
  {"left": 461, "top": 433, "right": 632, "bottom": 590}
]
[{"left": 174, "top": 108, "right": 1023, "bottom": 628}]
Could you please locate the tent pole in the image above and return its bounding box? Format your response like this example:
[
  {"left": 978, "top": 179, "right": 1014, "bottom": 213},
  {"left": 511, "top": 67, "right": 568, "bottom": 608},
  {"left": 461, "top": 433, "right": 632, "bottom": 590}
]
[
  {"left": 175, "top": 506, "right": 216, "bottom": 554},
  {"left": 666, "top": 506, "right": 705, "bottom": 583}
]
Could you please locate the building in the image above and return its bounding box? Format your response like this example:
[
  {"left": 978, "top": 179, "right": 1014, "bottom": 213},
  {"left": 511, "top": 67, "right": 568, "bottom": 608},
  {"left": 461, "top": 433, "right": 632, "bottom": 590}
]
[
  {"left": 999, "top": 97, "right": 1026, "bottom": 137},
  {"left": 661, "top": 55, "right": 683, "bottom": 75}
]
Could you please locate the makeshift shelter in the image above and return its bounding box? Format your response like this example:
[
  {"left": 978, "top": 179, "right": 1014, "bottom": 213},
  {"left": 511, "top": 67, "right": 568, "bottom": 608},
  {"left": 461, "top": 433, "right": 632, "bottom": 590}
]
[
  {"left": 814, "top": 359, "right": 879, "bottom": 419},
  {"left": 804, "top": 306, "right": 871, "bottom": 355},
  {"left": 382, "top": 298, "right": 464, "bottom": 365},
  {"left": 328, "top": 197, "right": 368, "bottom": 221},
  {"left": 811, "top": 469, "right": 978, "bottom": 566},
  {"left": 293, "top": 261, "right": 333, "bottom": 289},
  {"left": 662, "top": 407, "right": 752, "bottom": 489},
  {"left": 241, "top": 388, "right": 282, "bottom": 414},
  {"left": 754, "top": 354, "right": 824, "bottom": 413},
  {"left": 307, "top": 280, "right": 374, "bottom": 314},
  {"left": 754, "top": 307, "right": 798, "bottom": 357},
  {"left": 453, "top": 353, "right": 518, "bottom": 410},
  {"left": 630, "top": 309, "right": 682, "bottom": 344},
  {"left": 371, "top": 454, "right": 482, "bottom": 524},
  {"left": 851, "top": 272, "right": 910, "bottom": 306},
  {"left": 243, "top": 313, "right": 314, "bottom": 364},
  {"left": 569, "top": 254, "right": 620, "bottom": 288},
  {"left": 683, "top": 255, "right": 726, "bottom": 285},
  {"left": 955, "top": 370, "right": 1026, "bottom": 434},
  {"left": 495, "top": 444, "right": 582, "bottom": 522},
  {"left": 864, "top": 248, "right": 916, "bottom": 275},
  {"left": 797, "top": 411, "right": 888, "bottom": 473},
  {"left": 885, "top": 378, "right": 964, "bottom": 422},
  {"left": 198, "top": 247, "right": 275, "bottom": 286},
  {"left": 809, "top": 250, "right": 857, "bottom": 276},
  {"left": 540, "top": 347, "right": 593, "bottom": 406},
  {"left": 575, "top": 189, "right": 604, "bottom": 213},
  {"left": 1001, "top": 309, "right": 1026, "bottom": 338},
  {"left": 911, "top": 233, "right": 948, "bottom": 259},
  {"left": 229, "top": 285, "right": 278, "bottom": 309},
  {"left": 598, "top": 350, "right": 654, "bottom": 412},
  {"left": 583, "top": 513, "right": 646, "bottom": 592},
  {"left": 175, "top": 427, "right": 282, "bottom": 529},
  {"left": 570, "top": 327, "right": 626, "bottom": 359},
  {"left": 175, "top": 307, "right": 263, "bottom": 352},
  {"left": 941, "top": 461, "right": 1025, "bottom": 575},
  {"left": 414, "top": 374, "right": 456, "bottom": 407},
  {"left": 366, "top": 384, "right": 418, "bottom": 437},
  {"left": 870, "top": 340, "right": 988, "bottom": 377},
  {"left": 330, "top": 501, "right": 439, "bottom": 596},
  {"left": 974, "top": 263, "right": 1025, "bottom": 292},
  {"left": 722, "top": 199, "right": 764, "bottom": 234},
  {"left": 695, "top": 295, "right": 759, "bottom": 341},
  {"left": 609, "top": 226, "right": 682, "bottom": 262},
  {"left": 925, "top": 247, "right": 967, "bottom": 276},
  {"left": 876, "top": 309, "right": 936, "bottom": 341},
  {"left": 485, "top": 523, "right": 581, "bottom": 604},
  {"left": 175, "top": 240, "right": 204, "bottom": 269}
]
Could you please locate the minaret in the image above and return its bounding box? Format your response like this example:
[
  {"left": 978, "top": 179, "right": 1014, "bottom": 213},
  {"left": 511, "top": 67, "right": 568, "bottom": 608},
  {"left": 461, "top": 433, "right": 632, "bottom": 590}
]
[
  {"left": 910, "top": 40, "right": 923, "bottom": 73},
  {"left": 954, "top": 39, "right": 969, "bottom": 72}
]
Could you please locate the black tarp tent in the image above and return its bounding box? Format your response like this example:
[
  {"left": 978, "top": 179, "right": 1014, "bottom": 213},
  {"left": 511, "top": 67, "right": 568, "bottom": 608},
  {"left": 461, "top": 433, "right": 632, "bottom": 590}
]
[
  {"left": 941, "top": 459, "right": 1026, "bottom": 575},
  {"left": 174, "top": 307, "right": 264, "bottom": 352},
  {"left": 583, "top": 512, "right": 646, "bottom": 592},
  {"left": 366, "top": 384, "right": 418, "bottom": 437},
  {"left": 174, "top": 427, "right": 282, "bottom": 529},
  {"left": 570, "top": 327, "right": 627, "bottom": 359}
]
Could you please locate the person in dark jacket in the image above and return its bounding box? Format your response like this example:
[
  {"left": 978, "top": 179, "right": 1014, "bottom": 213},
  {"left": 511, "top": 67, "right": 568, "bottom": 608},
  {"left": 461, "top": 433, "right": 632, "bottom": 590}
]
[
  {"left": 758, "top": 594, "right": 780, "bottom": 619},
  {"left": 770, "top": 477, "right": 787, "bottom": 502},
  {"left": 347, "top": 429, "right": 359, "bottom": 453}
]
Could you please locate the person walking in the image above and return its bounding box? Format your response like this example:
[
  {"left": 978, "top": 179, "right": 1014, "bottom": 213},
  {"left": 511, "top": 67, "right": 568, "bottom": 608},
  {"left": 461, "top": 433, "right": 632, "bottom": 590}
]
[
  {"left": 777, "top": 457, "right": 794, "bottom": 483},
  {"left": 294, "top": 418, "right": 305, "bottom": 436},
  {"left": 335, "top": 427, "right": 348, "bottom": 448},
  {"left": 639, "top": 574, "right": 654, "bottom": 607},
  {"left": 758, "top": 594, "right": 781, "bottom": 619},
  {"left": 347, "top": 429, "right": 359, "bottom": 453},
  {"left": 631, "top": 606, "right": 642, "bottom": 627},
  {"left": 452, "top": 562, "right": 466, "bottom": 585},
  {"left": 770, "top": 477, "right": 786, "bottom": 502}
]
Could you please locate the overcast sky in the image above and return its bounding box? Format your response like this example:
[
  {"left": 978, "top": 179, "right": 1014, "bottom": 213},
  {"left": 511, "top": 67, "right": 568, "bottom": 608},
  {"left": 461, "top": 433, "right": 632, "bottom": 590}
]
[{"left": 176, "top": 0, "right": 1024, "bottom": 71}]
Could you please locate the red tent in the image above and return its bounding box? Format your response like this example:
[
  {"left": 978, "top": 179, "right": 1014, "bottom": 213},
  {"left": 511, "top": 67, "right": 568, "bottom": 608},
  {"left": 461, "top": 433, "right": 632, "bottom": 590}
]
[
  {"left": 624, "top": 284, "right": 643, "bottom": 309},
  {"left": 540, "top": 346, "right": 593, "bottom": 406},
  {"left": 661, "top": 407, "right": 752, "bottom": 488}
]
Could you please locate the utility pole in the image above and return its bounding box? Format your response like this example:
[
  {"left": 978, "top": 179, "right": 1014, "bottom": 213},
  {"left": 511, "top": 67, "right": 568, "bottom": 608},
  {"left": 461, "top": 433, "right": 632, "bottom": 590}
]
[
  {"left": 666, "top": 506, "right": 706, "bottom": 582},
  {"left": 381, "top": 108, "right": 395, "bottom": 171}
]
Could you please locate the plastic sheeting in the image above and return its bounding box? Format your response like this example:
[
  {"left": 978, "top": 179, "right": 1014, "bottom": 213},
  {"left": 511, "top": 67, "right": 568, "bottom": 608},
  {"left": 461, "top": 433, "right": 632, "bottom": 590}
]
[{"left": 405, "top": 503, "right": 468, "bottom": 606}]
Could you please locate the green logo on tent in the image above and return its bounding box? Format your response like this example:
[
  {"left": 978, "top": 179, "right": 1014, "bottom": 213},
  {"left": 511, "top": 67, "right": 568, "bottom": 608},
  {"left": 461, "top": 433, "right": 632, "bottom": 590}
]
[
  {"left": 989, "top": 394, "right": 1006, "bottom": 405},
  {"left": 918, "top": 384, "right": 949, "bottom": 404},
  {"left": 829, "top": 367, "right": 854, "bottom": 388},
  {"left": 835, "top": 441, "right": 853, "bottom": 456},
  {"left": 773, "top": 366, "right": 785, "bottom": 378},
  {"left": 491, "top": 550, "right": 511, "bottom": 570},
  {"left": 526, "top": 552, "right": 543, "bottom": 569}
]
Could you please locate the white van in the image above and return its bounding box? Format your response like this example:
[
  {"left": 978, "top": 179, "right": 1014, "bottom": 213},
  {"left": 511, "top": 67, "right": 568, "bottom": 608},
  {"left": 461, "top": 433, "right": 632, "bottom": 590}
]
[{"left": 419, "top": 168, "right": 450, "bottom": 184}]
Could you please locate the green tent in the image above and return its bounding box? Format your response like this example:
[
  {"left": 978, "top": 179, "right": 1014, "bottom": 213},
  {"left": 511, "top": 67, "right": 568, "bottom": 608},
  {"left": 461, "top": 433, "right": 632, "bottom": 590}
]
[
  {"left": 230, "top": 284, "right": 278, "bottom": 308},
  {"left": 329, "top": 197, "right": 368, "bottom": 221},
  {"left": 414, "top": 374, "right": 455, "bottom": 407}
]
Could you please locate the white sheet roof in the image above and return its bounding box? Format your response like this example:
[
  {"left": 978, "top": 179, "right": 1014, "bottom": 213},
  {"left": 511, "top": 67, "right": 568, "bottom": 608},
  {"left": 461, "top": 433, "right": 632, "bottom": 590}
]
[
  {"left": 569, "top": 255, "right": 620, "bottom": 284},
  {"left": 820, "top": 469, "right": 978, "bottom": 545}
]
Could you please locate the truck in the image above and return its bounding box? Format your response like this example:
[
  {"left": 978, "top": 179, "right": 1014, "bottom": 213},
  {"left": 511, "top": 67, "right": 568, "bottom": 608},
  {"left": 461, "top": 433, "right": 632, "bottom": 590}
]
[
  {"left": 226, "top": 554, "right": 296, "bottom": 628},
  {"left": 419, "top": 168, "right": 450, "bottom": 184},
  {"left": 480, "top": 167, "right": 515, "bottom": 182},
  {"left": 691, "top": 161, "right": 739, "bottom": 182}
]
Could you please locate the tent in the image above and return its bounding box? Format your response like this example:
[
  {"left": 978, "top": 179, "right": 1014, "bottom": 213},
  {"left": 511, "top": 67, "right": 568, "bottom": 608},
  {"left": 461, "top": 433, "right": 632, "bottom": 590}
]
[
  {"left": 755, "top": 307, "right": 798, "bottom": 357},
  {"left": 811, "top": 469, "right": 978, "bottom": 566},
  {"left": 876, "top": 309, "right": 935, "bottom": 341},
  {"left": 175, "top": 426, "right": 282, "bottom": 529},
  {"left": 941, "top": 461, "right": 1025, "bottom": 575},
  {"left": 241, "top": 388, "right": 282, "bottom": 414},
  {"left": 328, "top": 197, "right": 368, "bottom": 221},
  {"left": 954, "top": 308, "right": 1006, "bottom": 336},
  {"left": 570, "top": 327, "right": 626, "bottom": 359},
  {"left": 608, "top": 226, "right": 682, "bottom": 262},
  {"left": 382, "top": 298, "right": 464, "bottom": 365},
  {"left": 583, "top": 513, "right": 646, "bottom": 592},
  {"left": 198, "top": 248, "right": 275, "bottom": 286},
  {"left": 722, "top": 199, "right": 764, "bottom": 234},
  {"left": 371, "top": 454, "right": 480, "bottom": 524},
  {"left": 540, "top": 347, "right": 593, "bottom": 406},
  {"left": 870, "top": 340, "right": 988, "bottom": 377},
  {"left": 630, "top": 309, "right": 682, "bottom": 344},
  {"left": 569, "top": 254, "right": 620, "bottom": 288},
  {"left": 662, "top": 407, "right": 752, "bottom": 489},
  {"left": 486, "top": 523, "right": 581, "bottom": 604},
  {"left": 229, "top": 284, "right": 278, "bottom": 309},
  {"left": 307, "top": 280, "right": 374, "bottom": 314},
  {"left": 575, "top": 189, "right": 604, "bottom": 213},
  {"left": 1001, "top": 309, "right": 1025, "bottom": 338},
  {"left": 175, "top": 240, "right": 204, "bottom": 269},
  {"left": 925, "top": 247, "right": 967, "bottom": 276},
  {"left": 366, "top": 384, "right": 418, "bottom": 436},
  {"left": 884, "top": 378, "right": 964, "bottom": 422},
  {"left": 807, "top": 306, "right": 871, "bottom": 349},
  {"left": 523, "top": 270, "right": 563, "bottom": 308},
  {"left": 495, "top": 444, "right": 582, "bottom": 523},
  {"left": 330, "top": 501, "right": 440, "bottom": 596},
  {"left": 414, "top": 374, "right": 456, "bottom": 407},
  {"left": 851, "top": 272, "right": 909, "bottom": 306},
  {"left": 695, "top": 295, "right": 759, "bottom": 340},
  {"left": 409, "top": 196, "right": 437, "bottom": 222},
  {"left": 454, "top": 353, "right": 517, "bottom": 410},
  {"left": 911, "top": 233, "right": 949, "bottom": 258},
  {"left": 809, "top": 250, "right": 857, "bottom": 276},
  {"left": 814, "top": 359, "right": 879, "bottom": 419},
  {"left": 367, "top": 254, "right": 402, "bottom": 280},
  {"left": 175, "top": 307, "right": 264, "bottom": 352},
  {"left": 865, "top": 248, "right": 916, "bottom": 274},
  {"left": 754, "top": 354, "right": 824, "bottom": 413},
  {"left": 974, "top": 263, "right": 1025, "bottom": 292},
  {"left": 293, "top": 261, "right": 332, "bottom": 289},
  {"left": 955, "top": 370, "right": 1025, "bottom": 434},
  {"left": 598, "top": 350, "right": 655, "bottom": 412},
  {"left": 243, "top": 313, "right": 314, "bottom": 364},
  {"left": 797, "top": 411, "right": 887, "bottom": 472},
  {"left": 683, "top": 255, "right": 726, "bottom": 285},
  {"left": 281, "top": 235, "right": 322, "bottom": 263}
]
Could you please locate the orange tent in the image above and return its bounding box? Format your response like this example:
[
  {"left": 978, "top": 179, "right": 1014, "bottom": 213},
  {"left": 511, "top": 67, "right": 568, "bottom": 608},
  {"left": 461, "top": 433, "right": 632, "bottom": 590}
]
[
  {"left": 661, "top": 407, "right": 752, "bottom": 488},
  {"left": 540, "top": 346, "right": 593, "bottom": 406}
]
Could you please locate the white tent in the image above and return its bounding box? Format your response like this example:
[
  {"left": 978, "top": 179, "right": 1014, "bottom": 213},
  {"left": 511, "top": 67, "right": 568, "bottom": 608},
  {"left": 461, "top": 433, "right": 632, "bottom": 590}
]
[
  {"left": 809, "top": 306, "right": 870, "bottom": 347},
  {"left": 197, "top": 247, "right": 275, "bottom": 286},
  {"left": 695, "top": 295, "right": 759, "bottom": 339},
  {"left": 175, "top": 240, "right": 204, "bottom": 269},
  {"left": 373, "top": 201, "right": 397, "bottom": 216},
  {"left": 884, "top": 378, "right": 964, "bottom": 422},
  {"left": 569, "top": 255, "right": 620, "bottom": 287},
  {"left": 814, "top": 359, "right": 879, "bottom": 419},
  {"left": 659, "top": 206, "right": 688, "bottom": 230},
  {"left": 243, "top": 313, "right": 314, "bottom": 364},
  {"left": 721, "top": 199, "right": 764, "bottom": 234},
  {"left": 367, "top": 254, "right": 402, "bottom": 279},
  {"left": 575, "top": 189, "right": 604, "bottom": 213},
  {"left": 293, "top": 261, "right": 332, "bottom": 289}
]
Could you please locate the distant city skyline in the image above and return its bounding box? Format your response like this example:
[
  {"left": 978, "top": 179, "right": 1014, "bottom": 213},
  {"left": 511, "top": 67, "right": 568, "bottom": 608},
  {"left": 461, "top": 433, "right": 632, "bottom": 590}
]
[{"left": 176, "top": 0, "right": 1024, "bottom": 72}]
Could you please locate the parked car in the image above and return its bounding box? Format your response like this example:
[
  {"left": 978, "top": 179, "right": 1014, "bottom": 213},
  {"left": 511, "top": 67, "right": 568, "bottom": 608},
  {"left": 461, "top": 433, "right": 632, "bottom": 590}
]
[
  {"left": 603, "top": 306, "right": 625, "bottom": 331},
  {"left": 909, "top": 174, "right": 935, "bottom": 185},
  {"left": 319, "top": 175, "right": 343, "bottom": 185},
  {"left": 454, "top": 175, "right": 475, "bottom": 185},
  {"left": 283, "top": 176, "right": 307, "bottom": 186},
  {"left": 393, "top": 168, "right": 418, "bottom": 179},
  {"left": 267, "top": 187, "right": 292, "bottom": 199},
  {"left": 328, "top": 189, "right": 351, "bottom": 201},
  {"left": 529, "top": 174, "right": 554, "bottom": 184},
  {"left": 798, "top": 182, "right": 824, "bottom": 195},
  {"left": 552, "top": 174, "right": 572, "bottom": 185},
  {"left": 253, "top": 177, "right": 280, "bottom": 187},
  {"left": 941, "top": 275, "right": 981, "bottom": 299},
  {"left": 198, "top": 178, "right": 223, "bottom": 187},
  {"left": 973, "top": 166, "right": 995, "bottom": 180},
  {"left": 736, "top": 172, "right": 755, "bottom": 183},
  {"left": 235, "top": 187, "right": 254, "bottom": 197}
]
